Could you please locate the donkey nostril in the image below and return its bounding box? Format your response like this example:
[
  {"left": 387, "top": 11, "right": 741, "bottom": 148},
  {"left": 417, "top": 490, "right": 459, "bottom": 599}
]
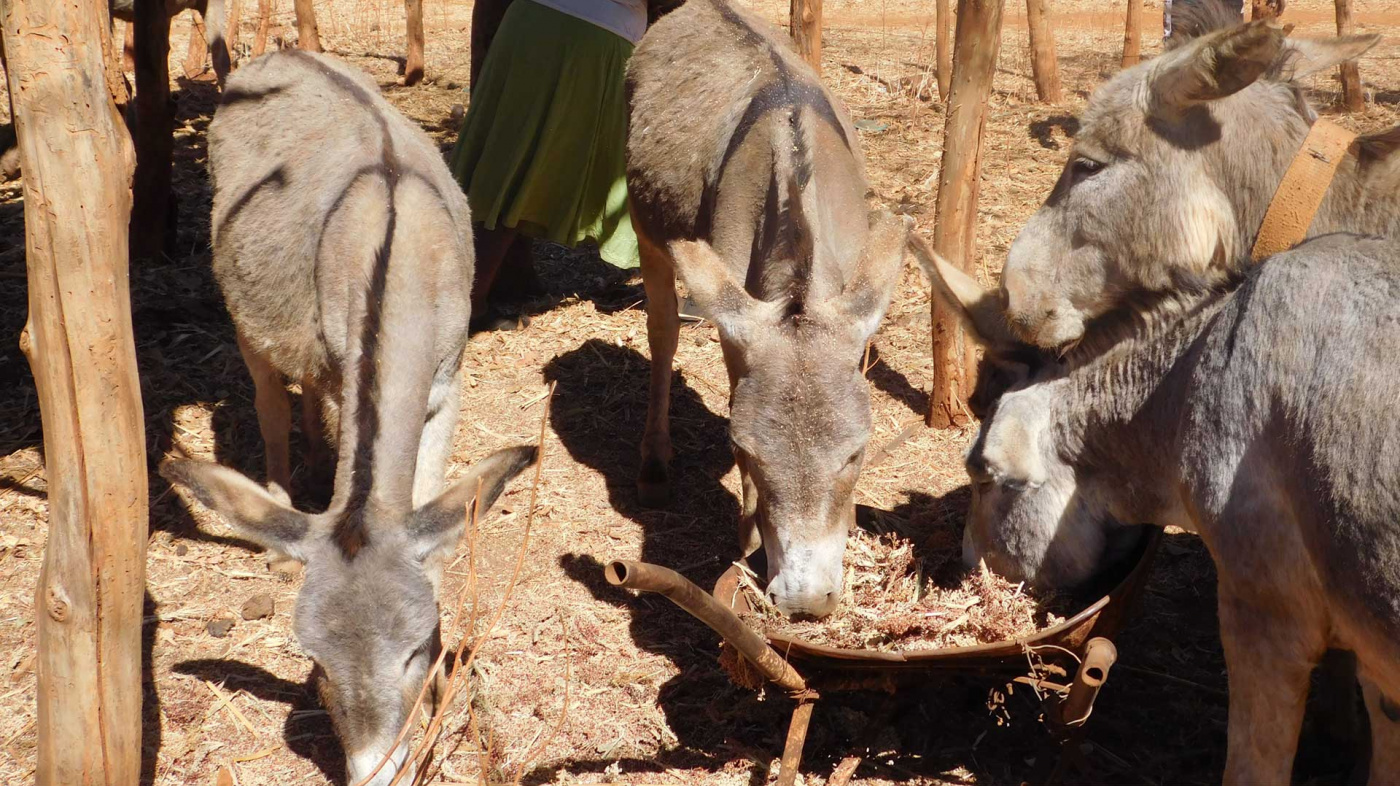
[{"left": 767, "top": 590, "right": 779, "bottom": 606}]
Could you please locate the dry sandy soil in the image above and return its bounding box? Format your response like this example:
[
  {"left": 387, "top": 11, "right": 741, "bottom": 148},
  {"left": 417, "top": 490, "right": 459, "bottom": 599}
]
[{"left": 2, "top": 0, "right": 1399, "bottom": 783}]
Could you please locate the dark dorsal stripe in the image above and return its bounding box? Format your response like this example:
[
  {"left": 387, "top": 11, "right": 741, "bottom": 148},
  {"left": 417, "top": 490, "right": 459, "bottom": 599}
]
[{"left": 696, "top": 0, "right": 851, "bottom": 258}]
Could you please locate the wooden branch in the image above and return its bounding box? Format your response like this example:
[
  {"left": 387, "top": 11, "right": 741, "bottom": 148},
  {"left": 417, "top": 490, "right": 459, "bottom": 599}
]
[
  {"left": 226, "top": 0, "right": 242, "bottom": 51},
  {"left": 1025, "top": 0, "right": 1061, "bottom": 102},
  {"left": 1121, "top": 0, "right": 1142, "bottom": 68},
  {"left": 929, "top": 0, "right": 1004, "bottom": 428},
  {"left": 132, "top": 0, "right": 173, "bottom": 262},
  {"left": 404, "top": 0, "right": 425, "bottom": 85},
  {"left": 935, "top": 0, "right": 951, "bottom": 100},
  {"left": 183, "top": 16, "right": 208, "bottom": 79},
  {"left": 790, "top": 0, "right": 822, "bottom": 74},
  {"left": 1336, "top": 0, "right": 1363, "bottom": 112},
  {"left": 253, "top": 0, "right": 272, "bottom": 56},
  {"left": 294, "top": 0, "right": 320, "bottom": 52},
  {"left": 1, "top": 0, "right": 146, "bottom": 784}
]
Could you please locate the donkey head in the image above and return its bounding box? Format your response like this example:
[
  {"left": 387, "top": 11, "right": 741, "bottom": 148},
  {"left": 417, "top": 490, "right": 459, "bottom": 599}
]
[
  {"left": 1003, "top": 11, "right": 1379, "bottom": 348},
  {"left": 162, "top": 445, "right": 536, "bottom": 785},
  {"left": 911, "top": 238, "right": 1136, "bottom": 588},
  {"left": 670, "top": 211, "right": 909, "bottom": 618}
]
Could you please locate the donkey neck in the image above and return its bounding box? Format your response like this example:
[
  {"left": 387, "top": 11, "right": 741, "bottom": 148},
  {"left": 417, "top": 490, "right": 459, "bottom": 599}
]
[{"left": 1048, "top": 290, "right": 1232, "bottom": 476}]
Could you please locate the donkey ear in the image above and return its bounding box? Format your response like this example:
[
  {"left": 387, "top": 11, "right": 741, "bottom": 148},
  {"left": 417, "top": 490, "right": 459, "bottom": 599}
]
[
  {"left": 906, "top": 234, "right": 1019, "bottom": 350},
  {"left": 1147, "top": 21, "right": 1287, "bottom": 117},
  {"left": 969, "top": 395, "right": 1051, "bottom": 491},
  {"left": 409, "top": 445, "right": 537, "bottom": 559},
  {"left": 669, "top": 240, "right": 769, "bottom": 345},
  {"left": 836, "top": 211, "right": 910, "bottom": 340},
  {"left": 1281, "top": 34, "right": 1381, "bottom": 81},
  {"left": 160, "top": 458, "right": 314, "bottom": 560}
]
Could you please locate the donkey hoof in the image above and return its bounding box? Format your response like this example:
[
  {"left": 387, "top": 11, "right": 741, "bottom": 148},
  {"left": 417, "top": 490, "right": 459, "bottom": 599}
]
[{"left": 637, "top": 459, "right": 672, "bottom": 508}]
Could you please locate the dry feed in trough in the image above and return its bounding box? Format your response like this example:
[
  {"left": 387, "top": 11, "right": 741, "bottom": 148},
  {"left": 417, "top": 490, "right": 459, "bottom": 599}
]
[{"left": 737, "top": 526, "right": 1069, "bottom": 652}]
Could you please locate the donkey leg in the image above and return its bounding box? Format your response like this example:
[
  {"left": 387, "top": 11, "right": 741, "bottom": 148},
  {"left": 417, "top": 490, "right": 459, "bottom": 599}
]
[
  {"left": 1362, "top": 676, "right": 1400, "bottom": 786},
  {"left": 238, "top": 332, "right": 292, "bottom": 499},
  {"left": 1218, "top": 589, "right": 1323, "bottom": 786},
  {"left": 637, "top": 221, "right": 679, "bottom": 508},
  {"left": 300, "top": 376, "right": 335, "bottom": 506}
]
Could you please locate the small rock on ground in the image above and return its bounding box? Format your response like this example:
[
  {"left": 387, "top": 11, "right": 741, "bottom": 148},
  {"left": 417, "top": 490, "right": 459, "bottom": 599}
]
[
  {"left": 241, "top": 592, "right": 275, "bottom": 621},
  {"left": 206, "top": 618, "right": 235, "bottom": 638}
]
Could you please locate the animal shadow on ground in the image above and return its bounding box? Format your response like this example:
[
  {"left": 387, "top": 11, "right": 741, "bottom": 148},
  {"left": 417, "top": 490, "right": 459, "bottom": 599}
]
[
  {"left": 1028, "top": 114, "right": 1081, "bottom": 151},
  {"left": 173, "top": 659, "right": 345, "bottom": 782}
]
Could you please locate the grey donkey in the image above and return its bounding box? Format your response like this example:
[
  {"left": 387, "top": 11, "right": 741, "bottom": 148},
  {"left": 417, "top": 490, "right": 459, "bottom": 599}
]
[
  {"left": 161, "top": 50, "right": 535, "bottom": 786},
  {"left": 915, "top": 234, "right": 1400, "bottom": 784},
  {"left": 1001, "top": 0, "right": 1395, "bottom": 349},
  {"left": 627, "top": 0, "right": 909, "bottom": 618}
]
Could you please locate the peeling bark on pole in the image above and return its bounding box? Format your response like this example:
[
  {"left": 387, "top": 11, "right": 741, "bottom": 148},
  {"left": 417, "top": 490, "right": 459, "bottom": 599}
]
[
  {"left": 790, "top": 0, "right": 822, "bottom": 73},
  {"left": 929, "top": 0, "right": 1004, "bottom": 428},
  {"left": 295, "top": 0, "right": 321, "bottom": 52},
  {"left": 1, "top": 0, "right": 147, "bottom": 784},
  {"left": 132, "top": 0, "right": 173, "bottom": 262},
  {"left": 404, "top": 0, "right": 425, "bottom": 85},
  {"left": 1025, "top": 0, "right": 1062, "bottom": 102},
  {"left": 1121, "top": 0, "right": 1142, "bottom": 68},
  {"left": 1336, "top": 0, "right": 1363, "bottom": 112},
  {"left": 935, "top": 0, "right": 951, "bottom": 100}
]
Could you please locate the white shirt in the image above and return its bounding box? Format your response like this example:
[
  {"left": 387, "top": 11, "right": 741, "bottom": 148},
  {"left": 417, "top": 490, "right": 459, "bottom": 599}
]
[{"left": 532, "top": 0, "right": 648, "bottom": 44}]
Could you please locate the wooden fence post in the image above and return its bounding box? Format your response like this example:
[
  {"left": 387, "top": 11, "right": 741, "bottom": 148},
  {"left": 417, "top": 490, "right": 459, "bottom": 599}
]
[
  {"left": 132, "top": 0, "right": 173, "bottom": 262},
  {"left": 253, "top": 0, "right": 272, "bottom": 56},
  {"left": 929, "top": 0, "right": 1004, "bottom": 428},
  {"left": 1336, "top": 0, "right": 1363, "bottom": 112},
  {"left": 183, "top": 16, "right": 208, "bottom": 79},
  {"left": 935, "top": 0, "right": 951, "bottom": 100},
  {"left": 1025, "top": 0, "right": 1061, "bottom": 102},
  {"left": 2, "top": 0, "right": 147, "bottom": 784},
  {"left": 790, "top": 0, "right": 822, "bottom": 73},
  {"left": 294, "top": 0, "right": 320, "bottom": 52},
  {"left": 1121, "top": 0, "right": 1142, "bottom": 68},
  {"left": 405, "top": 0, "right": 425, "bottom": 85}
]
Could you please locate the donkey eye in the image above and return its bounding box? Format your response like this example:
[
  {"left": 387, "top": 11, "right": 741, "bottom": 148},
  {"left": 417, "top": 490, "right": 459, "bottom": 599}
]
[
  {"left": 843, "top": 449, "right": 863, "bottom": 469},
  {"left": 404, "top": 639, "right": 431, "bottom": 670},
  {"left": 1069, "top": 157, "right": 1104, "bottom": 184}
]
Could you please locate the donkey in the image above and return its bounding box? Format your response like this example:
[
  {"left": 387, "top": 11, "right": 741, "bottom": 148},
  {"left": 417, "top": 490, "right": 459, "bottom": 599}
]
[
  {"left": 1000, "top": 1, "right": 1395, "bottom": 349},
  {"left": 626, "top": 0, "right": 909, "bottom": 618},
  {"left": 161, "top": 51, "right": 534, "bottom": 785},
  {"left": 917, "top": 234, "right": 1400, "bottom": 784}
]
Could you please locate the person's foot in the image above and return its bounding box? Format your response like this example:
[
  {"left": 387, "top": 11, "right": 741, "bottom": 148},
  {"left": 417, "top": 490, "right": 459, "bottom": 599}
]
[{"left": 487, "top": 238, "right": 545, "bottom": 304}]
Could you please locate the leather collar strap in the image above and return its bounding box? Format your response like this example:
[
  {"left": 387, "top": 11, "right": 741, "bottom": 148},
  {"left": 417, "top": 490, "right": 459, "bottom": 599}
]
[{"left": 1250, "top": 118, "right": 1357, "bottom": 262}]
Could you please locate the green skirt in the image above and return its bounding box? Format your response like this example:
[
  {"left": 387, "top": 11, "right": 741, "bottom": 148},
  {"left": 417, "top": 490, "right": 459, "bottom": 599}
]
[{"left": 450, "top": 0, "right": 639, "bottom": 269}]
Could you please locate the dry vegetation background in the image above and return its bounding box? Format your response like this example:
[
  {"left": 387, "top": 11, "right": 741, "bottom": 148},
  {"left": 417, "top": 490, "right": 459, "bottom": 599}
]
[{"left": 1, "top": 0, "right": 1399, "bottom": 783}]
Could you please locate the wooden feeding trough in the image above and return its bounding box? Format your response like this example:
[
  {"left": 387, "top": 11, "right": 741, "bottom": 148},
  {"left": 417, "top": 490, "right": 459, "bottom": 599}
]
[{"left": 605, "top": 528, "right": 1162, "bottom": 786}]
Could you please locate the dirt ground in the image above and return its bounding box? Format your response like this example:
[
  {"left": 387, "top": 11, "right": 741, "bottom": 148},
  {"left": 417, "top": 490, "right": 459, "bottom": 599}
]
[{"left": 2, "top": 0, "right": 1399, "bottom": 783}]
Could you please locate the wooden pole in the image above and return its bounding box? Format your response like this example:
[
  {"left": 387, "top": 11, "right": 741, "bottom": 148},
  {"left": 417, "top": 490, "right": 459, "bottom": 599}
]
[
  {"left": 790, "top": 0, "right": 822, "bottom": 73},
  {"left": 253, "top": 0, "right": 272, "bottom": 56},
  {"left": 928, "top": 0, "right": 1004, "bottom": 429},
  {"left": 1336, "top": 0, "right": 1363, "bottom": 112},
  {"left": 404, "top": 0, "right": 425, "bottom": 85},
  {"left": 935, "top": 0, "right": 951, "bottom": 100},
  {"left": 2, "top": 1, "right": 146, "bottom": 785},
  {"left": 294, "top": 0, "right": 320, "bottom": 52},
  {"left": 226, "top": 0, "right": 242, "bottom": 53},
  {"left": 1121, "top": 0, "right": 1142, "bottom": 68},
  {"left": 132, "top": 0, "right": 173, "bottom": 262},
  {"left": 183, "top": 16, "right": 208, "bottom": 79},
  {"left": 1025, "top": 0, "right": 1061, "bottom": 102}
]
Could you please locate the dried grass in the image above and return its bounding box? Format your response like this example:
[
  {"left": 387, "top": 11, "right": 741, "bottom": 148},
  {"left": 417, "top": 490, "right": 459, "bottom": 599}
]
[{"left": 739, "top": 526, "right": 1069, "bottom": 652}]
